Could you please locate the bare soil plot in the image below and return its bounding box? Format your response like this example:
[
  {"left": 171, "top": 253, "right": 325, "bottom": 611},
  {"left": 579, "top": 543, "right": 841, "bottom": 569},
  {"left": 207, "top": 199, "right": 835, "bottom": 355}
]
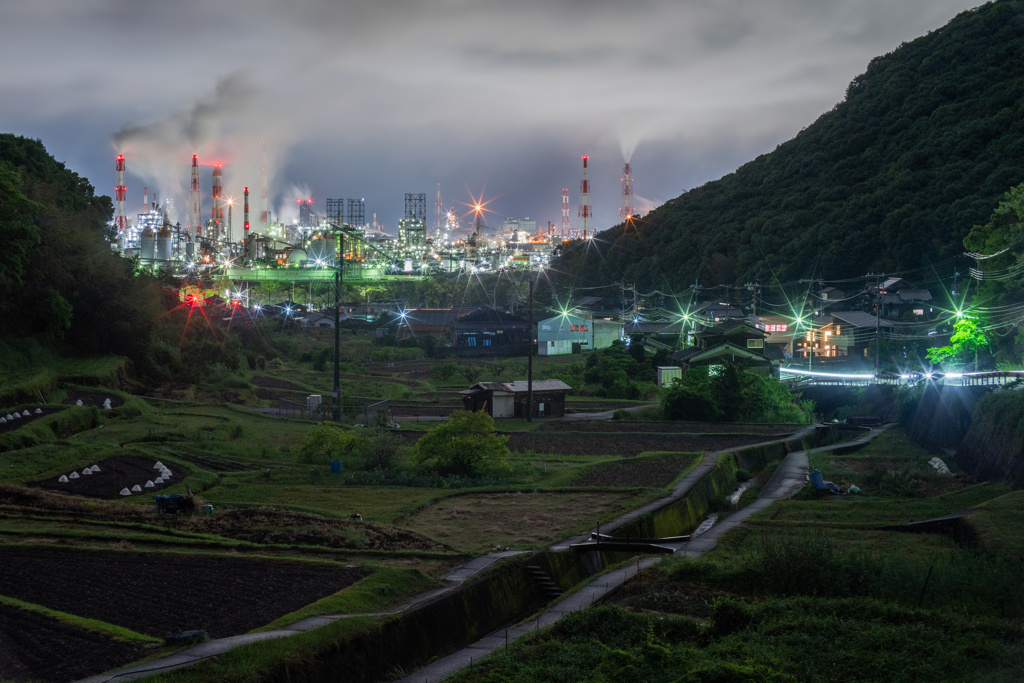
[
  {"left": 402, "top": 490, "right": 648, "bottom": 552},
  {"left": 572, "top": 454, "right": 698, "bottom": 488},
  {"left": 0, "top": 602, "right": 148, "bottom": 683},
  {"left": 0, "top": 547, "right": 369, "bottom": 638},
  {"left": 34, "top": 455, "right": 181, "bottom": 500},
  {"left": 62, "top": 391, "right": 125, "bottom": 408},
  {"left": 504, "top": 432, "right": 778, "bottom": 457},
  {"left": 180, "top": 507, "right": 452, "bottom": 552},
  {"left": 0, "top": 487, "right": 448, "bottom": 553},
  {"left": 0, "top": 407, "right": 62, "bottom": 436},
  {"left": 538, "top": 421, "right": 795, "bottom": 435}
]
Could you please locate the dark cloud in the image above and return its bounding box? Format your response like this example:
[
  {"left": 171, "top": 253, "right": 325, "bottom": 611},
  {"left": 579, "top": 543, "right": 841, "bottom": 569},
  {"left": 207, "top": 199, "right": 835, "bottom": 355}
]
[{"left": 0, "top": 0, "right": 984, "bottom": 229}]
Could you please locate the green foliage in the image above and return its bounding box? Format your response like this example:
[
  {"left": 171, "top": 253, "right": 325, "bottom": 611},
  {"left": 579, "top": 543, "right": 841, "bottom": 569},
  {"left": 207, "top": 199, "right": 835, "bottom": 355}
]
[
  {"left": 555, "top": 1, "right": 1024, "bottom": 290},
  {"left": 577, "top": 343, "right": 656, "bottom": 399},
  {"left": 925, "top": 317, "right": 989, "bottom": 367},
  {"left": 429, "top": 359, "right": 458, "bottom": 382},
  {"left": 662, "top": 362, "right": 811, "bottom": 423},
  {"left": 459, "top": 364, "right": 483, "bottom": 384},
  {"left": 294, "top": 423, "right": 367, "bottom": 466},
  {"left": 0, "top": 135, "right": 164, "bottom": 355},
  {"left": 414, "top": 410, "right": 510, "bottom": 476},
  {"left": 364, "top": 429, "right": 401, "bottom": 470}
]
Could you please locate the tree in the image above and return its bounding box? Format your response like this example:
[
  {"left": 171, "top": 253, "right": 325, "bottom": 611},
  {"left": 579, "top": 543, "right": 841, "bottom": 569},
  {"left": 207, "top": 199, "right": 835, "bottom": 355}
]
[
  {"left": 926, "top": 317, "right": 989, "bottom": 370},
  {"left": 414, "top": 410, "right": 509, "bottom": 476},
  {"left": 460, "top": 364, "right": 483, "bottom": 384},
  {"left": 487, "top": 361, "right": 506, "bottom": 378},
  {"left": 430, "top": 359, "right": 458, "bottom": 382},
  {"left": 295, "top": 423, "right": 366, "bottom": 465}
]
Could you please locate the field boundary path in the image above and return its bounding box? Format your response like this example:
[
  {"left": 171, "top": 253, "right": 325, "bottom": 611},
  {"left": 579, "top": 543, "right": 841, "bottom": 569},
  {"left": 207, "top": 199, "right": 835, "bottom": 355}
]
[
  {"left": 78, "top": 425, "right": 886, "bottom": 683},
  {"left": 399, "top": 424, "right": 890, "bottom": 683},
  {"left": 76, "top": 552, "right": 525, "bottom": 683}
]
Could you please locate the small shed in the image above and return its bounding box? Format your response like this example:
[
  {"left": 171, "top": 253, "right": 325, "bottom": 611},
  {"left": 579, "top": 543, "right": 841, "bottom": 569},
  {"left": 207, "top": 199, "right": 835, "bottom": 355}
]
[{"left": 460, "top": 380, "right": 571, "bottom": 419}]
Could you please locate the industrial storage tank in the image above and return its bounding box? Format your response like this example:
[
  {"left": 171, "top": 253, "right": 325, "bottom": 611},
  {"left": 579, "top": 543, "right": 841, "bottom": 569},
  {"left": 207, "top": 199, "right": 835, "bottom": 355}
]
[
  {"left": 308, "top": 234, "right": 330, "bottom": 264},
  {"left": 288, "top": 248, "right": 307, "bottom": 266},
  {"left": 140, "top": 227, "right": 156, "bottom": 261},
  {"left": 156, "top": 226, "right": 172, "bottom": 261}
]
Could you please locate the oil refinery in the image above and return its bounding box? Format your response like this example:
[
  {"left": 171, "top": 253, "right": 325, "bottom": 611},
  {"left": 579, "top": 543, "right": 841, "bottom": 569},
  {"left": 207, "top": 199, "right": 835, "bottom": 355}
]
[{"left": 110, "top": 151, "right": 636, "bottom": 284}]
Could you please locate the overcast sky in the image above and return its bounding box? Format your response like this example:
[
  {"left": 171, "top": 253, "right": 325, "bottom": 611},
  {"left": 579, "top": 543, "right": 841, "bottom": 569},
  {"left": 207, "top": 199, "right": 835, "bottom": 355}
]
[{"left": 0, "top": 0, "right": 983, "bottom": 233}]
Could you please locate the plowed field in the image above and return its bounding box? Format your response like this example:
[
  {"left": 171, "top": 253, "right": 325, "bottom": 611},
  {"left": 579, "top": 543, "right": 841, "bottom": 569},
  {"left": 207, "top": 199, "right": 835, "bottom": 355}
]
[{"left": 0, "top": 548, "right": 368, "bottom": 639}]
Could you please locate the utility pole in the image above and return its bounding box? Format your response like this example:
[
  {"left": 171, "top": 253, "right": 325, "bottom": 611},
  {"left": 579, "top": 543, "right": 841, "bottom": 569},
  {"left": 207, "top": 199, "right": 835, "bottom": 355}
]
[
  {"left": 874, "top": 273, "right": 881, "bottom": 379},
  {"left": 526, "top": 277, "right": 534, "bottom": 422},
  {"left": 333, "top": 232, "right": 344, "bottom": 421}
]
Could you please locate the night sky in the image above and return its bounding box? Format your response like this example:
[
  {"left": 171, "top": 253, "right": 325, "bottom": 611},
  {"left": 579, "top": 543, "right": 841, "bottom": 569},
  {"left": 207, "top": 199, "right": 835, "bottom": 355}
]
[{"left": 1, "top": 0, "right": 983, "bottom": 233}]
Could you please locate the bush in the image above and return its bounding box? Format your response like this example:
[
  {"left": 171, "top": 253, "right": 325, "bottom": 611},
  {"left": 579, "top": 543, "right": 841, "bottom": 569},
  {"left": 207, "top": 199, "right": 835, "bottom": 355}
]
[
  {"left": 413, "top": 410, "right": 510, "bottom": 476},
  {"left": 365, "top": 429, "right": 401, "bottom": 470},
  {"left": 294, "top": 423, "right": 367, "bottom": 466}
]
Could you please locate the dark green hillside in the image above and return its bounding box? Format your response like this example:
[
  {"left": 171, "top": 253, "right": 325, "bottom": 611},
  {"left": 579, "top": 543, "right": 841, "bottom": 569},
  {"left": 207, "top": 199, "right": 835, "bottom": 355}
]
[
  {"left": 0, "top": 134, "right": 162, "bottom": 356},
  {"left": 557, "top": 0, "right": 1024, "bottom": 289}
]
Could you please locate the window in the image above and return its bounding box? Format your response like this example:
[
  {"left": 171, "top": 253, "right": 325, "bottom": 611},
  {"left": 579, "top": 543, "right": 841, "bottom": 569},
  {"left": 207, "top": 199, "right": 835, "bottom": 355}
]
[
  {"left": 746, "top": 339, "right": 764, "bottom": 349},
  {"left": 483, "top": 338, "right": 491, "bottom": 346}
]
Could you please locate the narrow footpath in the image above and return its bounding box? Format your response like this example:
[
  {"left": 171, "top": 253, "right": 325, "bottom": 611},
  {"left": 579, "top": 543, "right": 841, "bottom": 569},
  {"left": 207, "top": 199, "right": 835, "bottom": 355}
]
[
  {"left": 80, "top": 425, "right": 884, "bottom": 683},
  {"left": 399, "top": 425, "right": 889, "bottom": 683}
]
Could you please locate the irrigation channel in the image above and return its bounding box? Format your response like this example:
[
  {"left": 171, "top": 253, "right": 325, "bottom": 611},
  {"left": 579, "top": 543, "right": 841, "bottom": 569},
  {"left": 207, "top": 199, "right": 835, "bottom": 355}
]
[{"left": 79, "top": 424, "right": 889, "bottom": 683}]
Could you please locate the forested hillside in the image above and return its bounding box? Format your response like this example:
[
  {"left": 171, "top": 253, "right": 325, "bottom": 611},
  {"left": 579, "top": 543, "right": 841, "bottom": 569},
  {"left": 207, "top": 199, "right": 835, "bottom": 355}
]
[
  {"left": 0, "top": 135, "right": 162, "bottom": 357},
  {"left": 556, "top": 0, "right": 1024, "bottom": 289}
]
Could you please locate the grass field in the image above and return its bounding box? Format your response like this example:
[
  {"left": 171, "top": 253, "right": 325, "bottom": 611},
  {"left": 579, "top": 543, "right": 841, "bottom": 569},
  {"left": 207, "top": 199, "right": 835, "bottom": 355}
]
[{"left": 447, "top": 425, "right": 1024, "bottom": 683}]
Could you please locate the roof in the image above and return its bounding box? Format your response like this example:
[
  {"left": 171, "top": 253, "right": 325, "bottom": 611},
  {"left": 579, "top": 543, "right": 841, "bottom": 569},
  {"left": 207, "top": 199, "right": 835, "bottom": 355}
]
[
  {"left": 671, "top": 341, "right": 777, "bottom": 366},
  {"left": 698, "top": 320, "right": 764, "bottom": 338},
  {"left": 462, "top": 380, "right": 572, "bottom": 394},
  {"left": 624, "top": 320, "right": 685, "bottom": 334},
  {"left": 401, "top": 308, "right": 479, "bottom": 327},
  {"left": 763, "top": 343, "right": 787, "bottom": 361},
  {"left": 898, "top": 289, "right": 933, "bottom": 302},
  {"left": 829, "top": 311, "right": 899, "bottom": 328}
]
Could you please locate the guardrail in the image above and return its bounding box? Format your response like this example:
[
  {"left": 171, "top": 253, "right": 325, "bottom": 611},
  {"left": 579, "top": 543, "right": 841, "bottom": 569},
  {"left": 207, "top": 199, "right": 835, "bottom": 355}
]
[{"left": 780, "top": 367, "right": 1024, "bottom": 387}]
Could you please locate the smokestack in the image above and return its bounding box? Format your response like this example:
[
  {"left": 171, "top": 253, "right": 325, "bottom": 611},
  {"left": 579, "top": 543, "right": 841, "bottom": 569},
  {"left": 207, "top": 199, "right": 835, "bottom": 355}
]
[
  {"left": 143, "top": 186, "right": 148, "bottom": 214},
  {"left": 190, "top": 154, "right": 201, "bottom": 239},
  {"left": 578, "top": 156, "right": 591, "bottom": 238},
  {"left": 620, "top": 163, "right": 635, "bottom": 222},
  {"left": 561, "top": 188, "right": 569, "bottom": 238},
  {"left": 244, "top": 187, "right": 250, "bottom": 234},
  {"left": 114, "top": 155, "right": 127, "bottom": 233},
  {"left": 211, "top": 164, "right": 224, "bottom": 236}
]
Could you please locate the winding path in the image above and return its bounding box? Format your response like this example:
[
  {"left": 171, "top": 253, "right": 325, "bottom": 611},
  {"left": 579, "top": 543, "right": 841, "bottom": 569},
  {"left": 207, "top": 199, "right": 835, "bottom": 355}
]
[{"left": 79, "top": 425, "right": 886, "bottom": 683}]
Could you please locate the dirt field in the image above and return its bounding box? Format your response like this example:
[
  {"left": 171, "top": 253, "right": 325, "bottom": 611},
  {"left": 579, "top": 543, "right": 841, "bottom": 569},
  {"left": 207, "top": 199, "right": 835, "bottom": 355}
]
[
  {"left": 504, "top": 431, "right": 779, "bottom": 457},
  {"left": 0, "top": 407, "right": 61, "bottom": 436},
  {"left": 402, "top": 490, "right": 648, "bottom": 552},
  {"left": 0, "top": 602, "right": 148, "bottom": 683},
  {"left": 0, "top": 487, "right": 448, "bottom": 553},
  {"left": 572, "top": 454, "right": 698, "bottom": 488},
  {"left": 0, "top": 547, "right": 369, "bottom": 639},
  {"left": 62, "top": 391, "right": 125, "bottom": 408},
  {"left": 35, "top": 455, "right": 181, "bottom": 500},
  {"left": 179, "top": 507, "right": 452, "bottom": 552},
  {"left": 538, "top": 421, "right": 796, "bottom": 435}
]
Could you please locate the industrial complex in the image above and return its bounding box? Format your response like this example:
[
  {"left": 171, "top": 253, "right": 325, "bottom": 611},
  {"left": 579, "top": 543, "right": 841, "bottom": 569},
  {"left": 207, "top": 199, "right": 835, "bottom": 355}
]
[{"left": 110, "top": 148, "right": 639, "bottom": 285}]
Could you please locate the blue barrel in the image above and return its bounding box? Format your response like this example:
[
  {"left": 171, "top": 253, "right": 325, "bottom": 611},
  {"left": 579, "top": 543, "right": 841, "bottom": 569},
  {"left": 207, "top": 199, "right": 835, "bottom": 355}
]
[
  {"left": 330, "top": 460, "right": 343, "bottom": 474},
  {"left": 809, "top": 470, "right": 825, "bottom": 489}
]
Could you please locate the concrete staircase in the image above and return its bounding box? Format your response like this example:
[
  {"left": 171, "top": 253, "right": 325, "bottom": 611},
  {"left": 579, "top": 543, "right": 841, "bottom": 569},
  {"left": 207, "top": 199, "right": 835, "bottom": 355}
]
[{"left": 525, "top": 565, "right": 562, "bottom": 600}]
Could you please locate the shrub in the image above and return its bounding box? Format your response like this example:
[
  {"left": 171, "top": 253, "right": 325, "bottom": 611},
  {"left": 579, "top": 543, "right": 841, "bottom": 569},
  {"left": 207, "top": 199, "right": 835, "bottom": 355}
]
[
  {"left": 294, "top": 423, "right": 367, "bottom": 466},
  {"left": 459, "top": 364, "right": 483, "bottom": 384},
  {"left": 429, "top": 360, "right": 458, "bottom": 382},
  {"left": 365, "top": 429, "right": 401, "bottom": 470},
  {"left": 414, "top": 410, "right": 510, "bottom": 476}
]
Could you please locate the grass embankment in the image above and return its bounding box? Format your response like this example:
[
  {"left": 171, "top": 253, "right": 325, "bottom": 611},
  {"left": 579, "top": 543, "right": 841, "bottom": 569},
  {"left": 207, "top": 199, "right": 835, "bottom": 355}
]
[
  {"left": 450, "top": 427, "right": 1024, "bottom": 682},
  {"left": 257, "top": 566, "right": 440, "bottom": 630},
  {"left": 0, "top": 594, "right": 161, "bottom": 645}
]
